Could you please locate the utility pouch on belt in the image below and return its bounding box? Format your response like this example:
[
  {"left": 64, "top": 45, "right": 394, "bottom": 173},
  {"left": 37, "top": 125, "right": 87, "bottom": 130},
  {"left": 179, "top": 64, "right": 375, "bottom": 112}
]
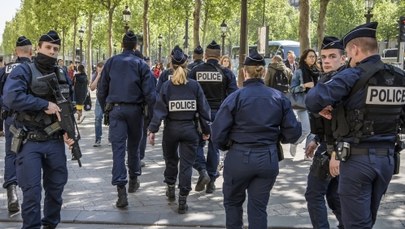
[
  {"left": 277, "top": 141, "right": 284, "bottom": 162},
  {"left": 194, "top": 113, "right": 203, "bottom": 135},
  {"left": 104, "top": 103, "right": 113, "bottom": 126},
  {"left": 9, "top": 124, "right": 26, "bottom": 153},
  {"left": 310, "top": 153, "right": 330, "bottom": 180},
  {"left": 336, "top": 142, "right": 351, "bottom": 162},
  {"left": 393, "top": 152, "right": 400, "bottom": 175}
]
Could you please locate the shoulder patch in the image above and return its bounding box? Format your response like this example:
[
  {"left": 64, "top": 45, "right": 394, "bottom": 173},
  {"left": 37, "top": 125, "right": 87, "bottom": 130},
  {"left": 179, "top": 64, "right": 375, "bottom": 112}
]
[{"left": 5, "top": 63, "right": 20, "bottom": 74}]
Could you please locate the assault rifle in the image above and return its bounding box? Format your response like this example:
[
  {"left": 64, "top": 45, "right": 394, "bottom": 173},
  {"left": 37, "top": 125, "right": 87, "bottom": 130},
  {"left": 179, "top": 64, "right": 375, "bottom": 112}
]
[{"left": 38, "top": 73, "right": 82, "bottom": 167}]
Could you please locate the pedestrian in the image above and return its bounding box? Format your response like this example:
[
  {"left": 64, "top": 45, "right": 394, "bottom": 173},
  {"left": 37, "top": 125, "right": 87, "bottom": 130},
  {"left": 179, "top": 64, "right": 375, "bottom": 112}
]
[
  {"left": 304, "top": 36, "right": 346, "bottom": 229},
  {"left": 219, "top": 55, "right": 232, "bottom": 70},
  {"left": 284, "top": 50, "right": 298, "bottom": 74},
  {"left": 73, "top": 64, "right": 88, "bottom": 124},
  {"left": 3, "top": 30, "right": 75, "bottom": 229},
  {"left": 97, "top": 30, "right": 156, "bottom": 208},
  {"left": 211, "top": 49, "right": 301, "bottom": 228},
  {"left": 306, "top": 22, "right": 405, "bottom": 228},
  {"left": 264, "top": 54, "right": 292, "bottom": 93},
  {"left": 89, "top": 61, "right": 105, "bottom": 147},
  {"left": 0, "top": 35, "right": 33, "bottom": 213},
  {"left": 188, "top": 40, "right": 238, "bottom": 194},
  {"left": 289, "top": 49, "right": 320, "bottom": 159},
  {"left": 147, "top": 45, "right": 211, "bottom": 214},
  {"left": 187, "top": 45, "right": 204, "bottom": 71},
  {"left": 156, "top": 59, "right": 173, "bottom": 93}
]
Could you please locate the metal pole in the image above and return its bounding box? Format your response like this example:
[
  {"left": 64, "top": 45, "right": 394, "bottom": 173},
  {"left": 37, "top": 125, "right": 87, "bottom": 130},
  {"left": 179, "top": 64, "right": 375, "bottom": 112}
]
[
  {"left": 158, "top": 44, "right": 162, "bottom": 63},
  {"left": 79, "top": 39, "right": 83, "bottom": 64},
  {"left": 364, "top": 10, "right": 373, "bottom": 23},
  {"left": 221, "top": 33, "right": 226, "bottom": 56},
  {"left": 125, "top": 23, "right": 129, "bottom": 33}
]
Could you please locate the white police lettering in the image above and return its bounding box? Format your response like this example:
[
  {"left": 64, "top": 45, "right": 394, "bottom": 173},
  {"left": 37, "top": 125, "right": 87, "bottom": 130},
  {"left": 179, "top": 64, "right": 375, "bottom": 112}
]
[
  {"left": 5, "top": 63, "right": 20, "bottom": 74},
  {"left": 168, "top": 75, "right": 172, "bottom": 80},
  {"left": 366, "top": 86, "right": 405, "bottom": 105},
  {"left": 196, "top": 71, "right": 222, "bottom": 82},
  {"left": 169, "top": 100, "right": 197, "bottom": 111}
]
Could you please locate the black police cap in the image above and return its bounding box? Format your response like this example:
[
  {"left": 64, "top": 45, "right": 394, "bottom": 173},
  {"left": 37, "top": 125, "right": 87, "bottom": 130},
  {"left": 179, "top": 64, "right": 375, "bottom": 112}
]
[
  {"left": 206, "top": 40, "right": 220, "bottom": 50},
  {"left": 171, "top": 45, "right": 187, "bottom": 65},
  {"left": 193, "top": 45, "right": 203, "bottom": 54},
  {"left": 321, "top": 36, "right": 343, "bottom": 50},
  {"left": 123, "top": 31, "right": 137, "bottom": 43},
  {"left": 16, "top": 36, "right": 32, "bottom": 47},
  {"left": 342, "top": 22, "right": 378, "bottom": 48},
  {"left": 134, "top": 49, "right": 144, "bottom": 59},
  {"left": 39, "top": 30, "right": 61, "bottom": 45},
  {"left": 243, "top": 49, "right": 265, "bottom": 66}
]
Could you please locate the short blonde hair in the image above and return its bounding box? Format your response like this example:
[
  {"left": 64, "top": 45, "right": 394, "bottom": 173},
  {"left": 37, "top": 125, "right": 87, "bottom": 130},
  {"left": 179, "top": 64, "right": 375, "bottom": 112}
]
[{"left": 244, "top": 65, "right": 265, "bottom": 78}]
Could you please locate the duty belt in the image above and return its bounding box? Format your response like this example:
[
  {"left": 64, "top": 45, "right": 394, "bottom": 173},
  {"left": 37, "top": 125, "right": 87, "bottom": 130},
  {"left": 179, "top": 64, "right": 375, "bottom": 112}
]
[
  {"left": 350, "top": 148, "right": 391, "bottom": 156},
  {"left": 26, "top": 131, "right": 63, "bottom": 142}
]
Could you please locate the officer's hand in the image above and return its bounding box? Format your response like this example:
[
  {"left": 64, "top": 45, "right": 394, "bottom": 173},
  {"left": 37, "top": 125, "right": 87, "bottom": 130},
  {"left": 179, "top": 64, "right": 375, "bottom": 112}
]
[
  {"left": 45, "top": 102, "right": 61, "bottom": 116},
  {"left": 304, "top": 140, "right": 317, "bottom": 158},
  {"left": 148, "top": 132, "right": 155, "bottom": 146},
  {"left": 303, "top": 82, "right": 314, "bottom": 89},
  {"left": 329, "top": 152, "right": 340, "bottom": 177},
  {"left": 318, "top": 105, "right": 333, "bottom": 120},
  {"left": 63, "top": 133, "right": 75, "bottom": 150},
  {"left": 202, "top": 134, "right": 210, "bottom": 141}
]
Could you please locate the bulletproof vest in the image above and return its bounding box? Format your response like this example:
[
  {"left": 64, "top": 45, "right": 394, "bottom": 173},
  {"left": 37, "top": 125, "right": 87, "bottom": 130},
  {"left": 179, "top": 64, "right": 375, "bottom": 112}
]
[
  {"left": 166, "top": 83, "right": 198, "bottom": 121},
  {"left": 27, "top": 63, "right": 70, "bottom": 102},
  {"left": 194, "top": 63, "right": 226, "bottom": 109},
  {"left": 0, "top": 62, "right": 20, "bottom": 96},
  {"left": 345, "top": 64, "right": 405, "bottom": 142}
]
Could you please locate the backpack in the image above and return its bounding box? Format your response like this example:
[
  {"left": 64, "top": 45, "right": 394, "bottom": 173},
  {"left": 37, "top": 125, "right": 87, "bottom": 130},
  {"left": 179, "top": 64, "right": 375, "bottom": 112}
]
[{"left": 272, "top": 69, "right": 289, "bottom": 93}]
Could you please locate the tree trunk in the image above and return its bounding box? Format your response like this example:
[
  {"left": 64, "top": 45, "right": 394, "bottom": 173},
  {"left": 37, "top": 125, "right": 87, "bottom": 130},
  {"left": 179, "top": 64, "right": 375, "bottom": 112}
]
[
  {"left": 86, "top": 13, "right": 93, "bottom": 77},
  {"left": 237, "top": 0, "right": 248, "bottom": 88},
  {"left": 299, "top": 0, "right": 310, "bottom": 54},
  {"left": 317, "top": 0, "right": 330, "bottom": 51},
  {"left": 72, "top": 17, "right": 77, "bottom": 63},
  {"left": 143, "top": 0, "right": 149, "bottom": 56},
  {"left": 108, "top": 7, "right": 114, "bottom": 57},
  {"left": 202, "top": 5, "right": 209, "bottom": 46},
  {"left": 193, "top": 0, "right": 202, "bottom": 47}
]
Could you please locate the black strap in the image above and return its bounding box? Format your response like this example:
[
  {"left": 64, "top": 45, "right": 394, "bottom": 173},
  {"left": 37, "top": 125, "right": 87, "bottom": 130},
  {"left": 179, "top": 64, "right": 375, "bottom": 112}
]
[{"left": 348, "top": 60, "right": 385, "bottom": 98}]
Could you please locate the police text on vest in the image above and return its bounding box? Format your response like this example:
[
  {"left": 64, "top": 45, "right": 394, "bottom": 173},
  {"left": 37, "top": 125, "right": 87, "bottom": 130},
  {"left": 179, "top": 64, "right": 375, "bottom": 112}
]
[
  {"left": 366, "top": 86, "right": 405, "bottom": 105},
  {"left": 196, "top": 72, "right": 223, "bottom": 82},
  {"left": 169, "top": 100, "right": 197, "bottom": 111}
]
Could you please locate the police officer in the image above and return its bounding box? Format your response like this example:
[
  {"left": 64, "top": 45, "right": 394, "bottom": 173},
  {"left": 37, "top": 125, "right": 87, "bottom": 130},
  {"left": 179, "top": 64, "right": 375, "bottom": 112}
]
[
  {"left": 147, "top": 45, "right": 211, "bottom": 214},
  {"left": 304, "top": 36, "right": 346, "bottom": 229},
  {"left": 3, "top": 30, "right": 75, "bottom": 229},
  {"left": 189, "top": 40, "right": 238, "bottom": 193},
  {"left": 97, "top": 31, "right": 156, "bottom": 208},
  {"left": 212, "top": 50, "right": 301, "bottom": 228},
  {"left": 306, "top": 22, "right": 405, "bottom": 228},
  {"left": 0, "top": 36, "right": 33, "bottom": 213},
  {"left": 187, "top": 45, "right": 204, "bottom": 71}
]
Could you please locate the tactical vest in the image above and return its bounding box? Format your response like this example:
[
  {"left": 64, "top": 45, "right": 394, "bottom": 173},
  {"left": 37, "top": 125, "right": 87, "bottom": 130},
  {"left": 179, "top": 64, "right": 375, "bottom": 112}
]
[
  {"left": 16, "top": 63, "right": 70, "bottom": 129},
  {"left": 194, "top": 63, "right": 226, "bottom": 109},
  {"left": 334, "top": 61, "right": 405, "bottom": 143}
]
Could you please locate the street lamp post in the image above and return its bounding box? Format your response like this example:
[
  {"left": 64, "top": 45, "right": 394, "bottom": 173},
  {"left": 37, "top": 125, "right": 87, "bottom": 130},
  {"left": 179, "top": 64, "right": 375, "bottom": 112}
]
[
  {"left": 158, "top": 34, "right": 163, "bottom": 63},
  {"left": 220, "top": 20, "right": 228, "bottom": 56},
  {"left": 364, "top": 0, "right": 375, "bottom": 23},
  {"left": 122, "top": 5, "right": 131, "bottom": 33},
  {"left": 138, "top": 34, "right": 143, "bottom": 54},
  {"left": 114, "top": 43, "right": 117, "bottom": 56},
  {"left": 78, "top": 27, "right": 84, "bottom": 64}
]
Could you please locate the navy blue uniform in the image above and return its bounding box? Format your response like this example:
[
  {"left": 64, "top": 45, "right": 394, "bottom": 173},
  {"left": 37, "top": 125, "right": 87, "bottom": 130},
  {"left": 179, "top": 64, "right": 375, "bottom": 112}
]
[
  {"left": 212, "top": 78, "right": 301, "bottom": 228},
  {"left": 156, "top": 68, "right": 173, "bottom": 93},
  {"left": 306, "top": 55, "right": 403, "bottom": 228},
  {"left": 97, "top": 49, "right": 156, "bottom": 187},
  {"left": 187, "top": 59, "right": 204, "bottom": 71},
  {"left": 148, "top": 79, "right": 211, "bottom": 196},
  {"left": 1, "top": 57, "right": 31, "bottom": 190},
  {"left": 188, "top": 59, "right": 238, "bottom": 183},
  {"left": 3, "top": 63, "right": 70, "bottom": 228}
]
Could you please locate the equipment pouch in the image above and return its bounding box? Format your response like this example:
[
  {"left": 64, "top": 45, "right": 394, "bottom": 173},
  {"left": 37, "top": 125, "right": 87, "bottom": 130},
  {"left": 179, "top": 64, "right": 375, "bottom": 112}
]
[
  {"left": 9, "top": 124, "right": 26, "bottom": 154},
  {"left": 277, "top": 141, "right": 284, "bottom": 161},
  {"left": 310, "top": 153, "right": 330, "bottom": 179},
  {"left": 104, "top": 103, "right": 113, "bottom": 126},
  {"left": 336, "top": 142, "right": 351, "bottom": 162},
  {"left": 393, "top": 151, "right": 400, "bottom": 175}
]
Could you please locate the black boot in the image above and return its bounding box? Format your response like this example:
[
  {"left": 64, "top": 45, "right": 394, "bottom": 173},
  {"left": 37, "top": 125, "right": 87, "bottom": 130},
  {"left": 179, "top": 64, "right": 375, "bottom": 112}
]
[
  {"left": 42, "top": 225, "right": 56, "bottom": 229},
  {"left": 128, "top": 177, "right": 140, "bottom": 193},
  {"left": 116, "top": 185, "right": 128, "bottom": 208},
  {"left": 195, "top": 169, "right": 210, "bottom": 191},
  {"left": 166, "top": 184, "right": 176, "bottom": 201},
  {"left": 7, "top": 184, "right": 19, "bottom": 212},
  {"left": 206, "top": 180, "right": 216, "bottom": 194},
  {"left": 178, "top": 195, "right": 188, "bottom": 214}
]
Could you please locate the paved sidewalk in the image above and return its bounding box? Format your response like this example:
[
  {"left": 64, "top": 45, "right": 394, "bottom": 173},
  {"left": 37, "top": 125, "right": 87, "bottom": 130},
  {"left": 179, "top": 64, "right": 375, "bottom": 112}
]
[{"left": 0, "top": 93, "right": 404, "bottom": 228}]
